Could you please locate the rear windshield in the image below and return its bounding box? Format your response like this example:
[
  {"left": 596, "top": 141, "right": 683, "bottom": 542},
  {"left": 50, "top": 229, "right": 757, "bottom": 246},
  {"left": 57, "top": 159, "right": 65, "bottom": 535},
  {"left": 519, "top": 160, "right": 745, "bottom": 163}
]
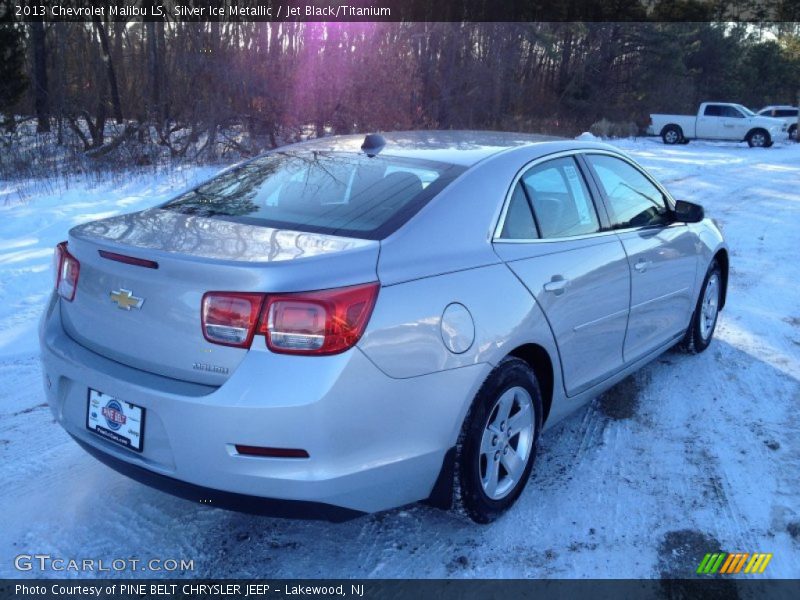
[{"left": 161, "top": 151, "right": 465, "bottom": 239}]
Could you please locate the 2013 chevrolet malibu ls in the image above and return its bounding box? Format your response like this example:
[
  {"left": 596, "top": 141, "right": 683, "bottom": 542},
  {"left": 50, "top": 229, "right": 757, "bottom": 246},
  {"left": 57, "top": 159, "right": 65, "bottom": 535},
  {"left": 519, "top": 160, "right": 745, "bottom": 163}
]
[{"left": 40, "top": 131, "right": 728, "bottom": 523}]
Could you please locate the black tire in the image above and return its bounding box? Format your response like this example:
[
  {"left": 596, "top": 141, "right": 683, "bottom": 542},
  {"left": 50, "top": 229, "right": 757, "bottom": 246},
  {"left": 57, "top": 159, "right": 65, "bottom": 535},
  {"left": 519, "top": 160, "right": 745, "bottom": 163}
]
[
  {"left": 680, "top": 261, "right": 722, "bottom": 354},
  {"left": 746, "top": 129, "right": 770, "bottom": 148},
  {"left": 789, "top": 124, "right": 797, "bottom": 141},
  {"left": 455, "top": 357, "right": 542, "bottom": 524},
  {"left": 662, "top": 125, "right": 682, "bottom": 145}
]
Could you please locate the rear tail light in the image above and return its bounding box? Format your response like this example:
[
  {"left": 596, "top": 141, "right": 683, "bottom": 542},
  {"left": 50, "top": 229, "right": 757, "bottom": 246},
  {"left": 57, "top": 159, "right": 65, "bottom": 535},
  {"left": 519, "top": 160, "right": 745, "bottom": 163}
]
[
  {"left": 54, "top": 241, "right": 80, "bottom": 302},
  {"left": 200, "top": 283, "right": 379, "bottom": 355},
  {"left": 259, "top": 283, "right": 379, "bottom": 355},
  {"left": 201, "top": 293, "right": 264, "bottom": 348}
]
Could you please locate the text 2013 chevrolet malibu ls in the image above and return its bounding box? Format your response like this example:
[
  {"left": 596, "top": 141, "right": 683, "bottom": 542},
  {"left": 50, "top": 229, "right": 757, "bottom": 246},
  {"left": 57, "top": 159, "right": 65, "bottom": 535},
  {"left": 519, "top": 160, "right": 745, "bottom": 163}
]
[{"left": 40, "top": 131, "right": 728, "bottom": 523}]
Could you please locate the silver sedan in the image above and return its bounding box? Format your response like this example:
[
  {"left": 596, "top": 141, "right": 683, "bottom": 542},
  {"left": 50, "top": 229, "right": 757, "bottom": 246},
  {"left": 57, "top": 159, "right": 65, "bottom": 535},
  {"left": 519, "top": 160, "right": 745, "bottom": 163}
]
[{"left": 39, "top": 131, "right": 728, "bottom": 523}]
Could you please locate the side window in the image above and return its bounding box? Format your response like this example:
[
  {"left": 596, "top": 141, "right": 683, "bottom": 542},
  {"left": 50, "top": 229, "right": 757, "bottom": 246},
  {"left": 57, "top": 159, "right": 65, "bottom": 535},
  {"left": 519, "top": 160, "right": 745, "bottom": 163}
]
[
  {"left": 499, "top": 182, "right": 538, "bottom": 240},
  {"left": 720, "top": 106, "right": 744, "bottom": 118},
  {"left": 521, "top": 157, "right": 600, "bottom": 238},
  {"left": 704, "top": 105, "right": 723, "bottom": 117},
  {"left": 586, "top": 154, "right": 670, "bottom": 229}
]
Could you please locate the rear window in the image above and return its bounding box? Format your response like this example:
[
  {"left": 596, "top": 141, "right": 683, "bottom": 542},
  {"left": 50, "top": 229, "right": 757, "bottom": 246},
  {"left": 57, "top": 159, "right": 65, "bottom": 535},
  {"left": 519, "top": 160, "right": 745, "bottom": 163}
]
[{"left": 161, "top": 151, "right": 464, "bottom": 239}]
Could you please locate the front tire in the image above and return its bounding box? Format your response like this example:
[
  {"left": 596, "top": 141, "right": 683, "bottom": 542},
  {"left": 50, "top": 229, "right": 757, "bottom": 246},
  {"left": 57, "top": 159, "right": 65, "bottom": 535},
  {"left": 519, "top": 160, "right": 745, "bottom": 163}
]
[
  {"left": 789, "top": 124, "right": 797, "bottom": 141},
  {"left": 662, "top": 125, "right": 682, "bottom": 145},
  {"left": 746, "top": 129, "right": 770, "bottom": 148},
  {"left": 680, "top": 261, "right": 722, "bottom": 354},
  {"left": 455, "top": 357, "right": 542, "bottom": 524}
]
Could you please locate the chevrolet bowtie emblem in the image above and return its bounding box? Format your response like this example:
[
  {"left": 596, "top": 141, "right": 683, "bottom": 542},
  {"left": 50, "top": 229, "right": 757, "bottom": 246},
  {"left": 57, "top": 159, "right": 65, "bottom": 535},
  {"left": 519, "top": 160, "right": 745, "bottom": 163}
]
[{"left": 110, "top": 289, "right": 144, "bottom": 310}]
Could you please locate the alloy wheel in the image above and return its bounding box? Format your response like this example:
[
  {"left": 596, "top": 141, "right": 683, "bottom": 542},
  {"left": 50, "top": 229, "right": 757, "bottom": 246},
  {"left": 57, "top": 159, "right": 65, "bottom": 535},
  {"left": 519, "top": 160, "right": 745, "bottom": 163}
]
[{"left": 479, "top": 386, "right": 535, "bottom": 500}]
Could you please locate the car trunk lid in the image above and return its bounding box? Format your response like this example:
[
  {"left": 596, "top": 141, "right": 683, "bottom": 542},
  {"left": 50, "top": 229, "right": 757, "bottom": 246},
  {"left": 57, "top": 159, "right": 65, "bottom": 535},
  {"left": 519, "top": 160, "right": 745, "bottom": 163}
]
[{"left": 61, "top": 208, "right": 379, "bottom": 385}]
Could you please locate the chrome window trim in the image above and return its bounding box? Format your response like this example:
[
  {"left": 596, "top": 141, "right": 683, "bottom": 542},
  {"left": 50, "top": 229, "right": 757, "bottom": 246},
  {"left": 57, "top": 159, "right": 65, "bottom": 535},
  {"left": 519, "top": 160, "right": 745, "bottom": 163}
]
[
  {"left": 495, "top": 228, "right": 620, "bottom": 245},
  {"left": 492, "top": 150, "right": 591, "bottom": 242},
  {"left": 492, "top": 148, "right": 677, "bottom": 244},
  {"left": 492, "top": 148, "right": 675, "bottom": 244}
]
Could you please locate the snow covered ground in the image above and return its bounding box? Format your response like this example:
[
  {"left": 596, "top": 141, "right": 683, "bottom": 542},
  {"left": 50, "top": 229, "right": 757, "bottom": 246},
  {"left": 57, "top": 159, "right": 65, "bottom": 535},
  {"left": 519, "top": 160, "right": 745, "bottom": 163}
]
[{"left": 1, "top": 138, "right": 798, "bottom": 579}]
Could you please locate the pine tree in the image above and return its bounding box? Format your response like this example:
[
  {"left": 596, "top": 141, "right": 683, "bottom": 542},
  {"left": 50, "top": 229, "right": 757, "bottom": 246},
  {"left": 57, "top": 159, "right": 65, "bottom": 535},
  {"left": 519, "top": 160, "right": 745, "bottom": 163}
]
[{"left": 0, "top": 1, "right": 27, "bottom": 129}]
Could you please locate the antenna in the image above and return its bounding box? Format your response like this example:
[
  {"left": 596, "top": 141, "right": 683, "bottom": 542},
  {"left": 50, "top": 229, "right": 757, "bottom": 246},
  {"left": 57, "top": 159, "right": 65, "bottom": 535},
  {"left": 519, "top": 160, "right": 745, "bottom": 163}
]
[{"left": 361, "top": 134, "right": 386, "bottom": 157}]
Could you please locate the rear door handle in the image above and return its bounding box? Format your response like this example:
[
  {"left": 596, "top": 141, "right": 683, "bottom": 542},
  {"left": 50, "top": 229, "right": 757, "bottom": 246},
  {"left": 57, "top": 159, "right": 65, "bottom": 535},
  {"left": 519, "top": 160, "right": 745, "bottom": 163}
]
[
  {"left": 634, "top": 259, "right": 651, "bottom": 273},
  {"left": 543, "top": 276, "right": 569, "bottom": 295}
]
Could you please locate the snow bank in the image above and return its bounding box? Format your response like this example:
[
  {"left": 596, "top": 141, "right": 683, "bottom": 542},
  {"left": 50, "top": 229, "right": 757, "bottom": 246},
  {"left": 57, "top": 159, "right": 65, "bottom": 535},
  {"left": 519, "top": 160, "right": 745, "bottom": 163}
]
[{"left": 575, "top": 132, "right": 600, "bottom": 141}]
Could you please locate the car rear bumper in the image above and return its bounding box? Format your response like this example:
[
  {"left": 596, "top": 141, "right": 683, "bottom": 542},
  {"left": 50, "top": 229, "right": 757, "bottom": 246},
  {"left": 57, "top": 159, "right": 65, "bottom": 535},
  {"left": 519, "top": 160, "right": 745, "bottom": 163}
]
[
  {"left": 39, "top": 294, "right": 488, "bottom": 516},
  {"left": 71, "top": 435, "right": 363, "bottom": 521}
]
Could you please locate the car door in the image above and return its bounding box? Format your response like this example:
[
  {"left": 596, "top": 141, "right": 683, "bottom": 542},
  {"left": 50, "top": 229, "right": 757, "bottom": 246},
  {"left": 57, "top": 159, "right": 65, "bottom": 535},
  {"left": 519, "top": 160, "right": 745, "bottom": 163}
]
[
  {"left": 582, "top": 153, "right": 698, "bottom": 364},
  {"left": 719, "top": 105, "right": 749, "bottom": 139},
  {"left": 492, "top": 154, "right": 631, "bottom": 396},
  {"left": 696, "top": 104, "right": 724, "bottom": 138}
]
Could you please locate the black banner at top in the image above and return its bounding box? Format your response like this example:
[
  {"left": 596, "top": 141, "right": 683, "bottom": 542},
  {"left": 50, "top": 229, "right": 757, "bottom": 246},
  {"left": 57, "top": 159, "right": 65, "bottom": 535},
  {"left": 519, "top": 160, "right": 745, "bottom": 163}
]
[{"left": 3, "top": 0, "right": 800, "bottom": 22}]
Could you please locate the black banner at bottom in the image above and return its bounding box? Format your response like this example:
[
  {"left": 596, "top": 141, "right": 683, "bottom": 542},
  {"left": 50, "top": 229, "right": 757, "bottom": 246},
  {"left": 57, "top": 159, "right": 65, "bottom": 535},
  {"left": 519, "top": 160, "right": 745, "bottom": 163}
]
[{"left": 2, "top": 579, "right": 800, "bottom": 600}]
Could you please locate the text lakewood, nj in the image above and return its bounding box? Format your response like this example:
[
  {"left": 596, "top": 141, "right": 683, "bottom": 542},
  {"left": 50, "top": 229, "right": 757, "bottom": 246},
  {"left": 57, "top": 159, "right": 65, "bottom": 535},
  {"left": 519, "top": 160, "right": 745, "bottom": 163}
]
[{"left": 28, "top": 4, "right": 392, "bottom": 19}]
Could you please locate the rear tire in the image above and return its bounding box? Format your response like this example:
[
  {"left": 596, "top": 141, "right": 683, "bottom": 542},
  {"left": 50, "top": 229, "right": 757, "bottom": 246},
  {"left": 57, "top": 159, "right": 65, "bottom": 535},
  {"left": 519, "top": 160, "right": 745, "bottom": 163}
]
[
  {"left": 746, "top": 129, "right": 770, "bottom": 148},
  {"left": 662, "top": 126, "right": 682, "bottom": 145},
  {"left": 680, "top": 261, "right": 722, "bottom": 354},
  {"left": 455, "top": 357, "right": 542, "bottom": 524}
]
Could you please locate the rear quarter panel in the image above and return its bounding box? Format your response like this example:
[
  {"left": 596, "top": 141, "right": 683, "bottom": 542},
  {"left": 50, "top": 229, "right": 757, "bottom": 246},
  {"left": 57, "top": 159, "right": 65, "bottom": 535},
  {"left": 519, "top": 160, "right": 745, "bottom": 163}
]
[
  {"left": 357, "top": 263, "right": 570, "bottom": 434},
  {"left": 358, "top": 264, "right": 561, "bottom": 380},
  {"left": 651, "top": 114, "right": 697, "bottom": 137}
]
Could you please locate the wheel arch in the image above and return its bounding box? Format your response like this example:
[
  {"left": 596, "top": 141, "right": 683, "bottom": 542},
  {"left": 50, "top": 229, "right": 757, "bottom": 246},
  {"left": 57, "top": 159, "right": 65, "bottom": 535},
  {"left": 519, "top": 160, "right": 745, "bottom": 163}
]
[
  {"left": 508, "top": 343, "right": 554, "bottom": 424},
  {"left": 746, "top": 127, "right": 770, "bottom": 142},
  {"left": 425, "top": 343, "right": 555, "bottom": 512},
  {"left": 660, "top": 123, "right": 683, "bottom": 137}
]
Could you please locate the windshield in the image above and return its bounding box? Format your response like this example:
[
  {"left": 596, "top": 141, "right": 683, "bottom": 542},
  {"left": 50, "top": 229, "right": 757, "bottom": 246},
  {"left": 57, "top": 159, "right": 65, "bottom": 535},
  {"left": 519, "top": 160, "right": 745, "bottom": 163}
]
[
  {"left": 736, "top": 104, "right": 756, "bottom": 116},
  {"left": 161, "top": 151, "right": 464, "bottom": 240}
]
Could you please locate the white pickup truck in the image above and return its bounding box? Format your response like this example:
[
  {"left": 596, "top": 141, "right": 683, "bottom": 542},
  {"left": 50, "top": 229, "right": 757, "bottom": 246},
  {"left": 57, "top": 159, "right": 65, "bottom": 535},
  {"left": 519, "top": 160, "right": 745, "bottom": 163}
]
[{"left": 647, "top": 102, "right": 789, "bottom": 147}]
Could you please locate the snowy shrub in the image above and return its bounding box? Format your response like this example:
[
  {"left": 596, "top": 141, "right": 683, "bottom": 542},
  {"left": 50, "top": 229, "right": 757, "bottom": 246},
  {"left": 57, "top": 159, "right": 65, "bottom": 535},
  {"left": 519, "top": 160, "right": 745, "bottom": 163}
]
[{"left": 589, "top": 119, "right": 641, "bottom": 139}]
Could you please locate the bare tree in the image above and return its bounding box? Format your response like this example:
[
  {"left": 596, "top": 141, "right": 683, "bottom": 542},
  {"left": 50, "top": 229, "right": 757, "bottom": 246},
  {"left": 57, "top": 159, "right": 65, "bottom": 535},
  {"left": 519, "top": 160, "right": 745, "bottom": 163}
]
[
  {"left": 92, "top": 16, "right": 123, "bottom": 124},
  {"left": 30, "top": 19, "right": 50, "bottom": 133}
]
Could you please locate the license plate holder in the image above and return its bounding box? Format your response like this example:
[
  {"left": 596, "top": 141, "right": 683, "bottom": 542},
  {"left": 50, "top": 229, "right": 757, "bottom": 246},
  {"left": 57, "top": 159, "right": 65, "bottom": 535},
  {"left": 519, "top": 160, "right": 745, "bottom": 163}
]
[{"left": 86, "top": 389, "right": 145, "bottom": 452}]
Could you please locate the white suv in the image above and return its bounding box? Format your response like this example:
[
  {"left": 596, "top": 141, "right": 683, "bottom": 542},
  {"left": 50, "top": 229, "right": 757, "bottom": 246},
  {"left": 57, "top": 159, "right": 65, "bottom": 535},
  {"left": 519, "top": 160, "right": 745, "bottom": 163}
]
[{"left": 758, "top": 106, "right": 798, "bottom": 140}]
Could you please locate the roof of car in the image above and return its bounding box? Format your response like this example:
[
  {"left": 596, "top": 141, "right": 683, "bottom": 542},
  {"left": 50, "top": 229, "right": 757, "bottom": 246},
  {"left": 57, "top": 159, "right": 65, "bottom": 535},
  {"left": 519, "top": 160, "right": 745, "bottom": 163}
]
[
  {"left": 759, "top": 105, "right": 797, "bottom": 110},
  {"left": 286, "top": 130, "right": 569, "bottom": 167}
]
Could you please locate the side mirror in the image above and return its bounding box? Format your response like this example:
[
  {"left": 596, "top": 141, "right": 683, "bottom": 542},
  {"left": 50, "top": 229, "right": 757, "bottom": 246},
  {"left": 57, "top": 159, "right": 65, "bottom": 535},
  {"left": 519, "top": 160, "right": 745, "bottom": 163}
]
[{"left": 674, "top": 200, "right": 704, "bottom": 223}]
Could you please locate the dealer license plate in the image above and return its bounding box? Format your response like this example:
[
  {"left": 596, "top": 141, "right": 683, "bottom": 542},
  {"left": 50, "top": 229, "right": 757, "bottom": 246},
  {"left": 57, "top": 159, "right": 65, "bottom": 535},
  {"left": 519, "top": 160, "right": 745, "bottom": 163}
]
[{"left": 86, "top": 389, "right": 145, "bottom": 452}]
